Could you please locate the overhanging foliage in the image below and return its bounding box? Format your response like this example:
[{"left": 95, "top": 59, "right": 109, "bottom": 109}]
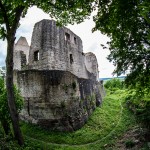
[{"left": 94, "top": 0, "right": 150, "bottom": 91}]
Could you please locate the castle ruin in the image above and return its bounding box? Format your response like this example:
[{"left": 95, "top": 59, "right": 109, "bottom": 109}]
[{"left": 14, "top": 19, "right": 104, "bottom": 131}]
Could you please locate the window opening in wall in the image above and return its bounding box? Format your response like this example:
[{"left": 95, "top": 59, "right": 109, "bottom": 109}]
[
  {"left": 65, "top": 33, "right": 70, "bottom": 41},
  {"left": 74, "top": 37, "right": 77, "bottom": 44},
  {"left": 34, "top": 50, "right": 39, "bottom": 61},
  {"left": 70, "top": 54, "right": 73, "bottom": 64}
]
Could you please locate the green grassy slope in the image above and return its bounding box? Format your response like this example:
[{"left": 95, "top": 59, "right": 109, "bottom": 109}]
[{"left": 19, "top": 89, "right": 136, "bottom": 150}]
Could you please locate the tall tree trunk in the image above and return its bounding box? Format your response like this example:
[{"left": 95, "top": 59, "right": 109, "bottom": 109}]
[{"left": 6, "top": 36, "right": 24, "bottom": 145}]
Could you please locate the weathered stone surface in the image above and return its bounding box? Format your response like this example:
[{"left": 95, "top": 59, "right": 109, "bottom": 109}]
[
  {"left": 13, "top": 19, "right": 104, "bottom": 131},
  {"left": 13, "top": 37, "right": 30, "bottom": 70},
  {"left": 85, "top": 52, "right": 99, "bottom": 81},
  {"left": 15, "top": 70, "right": 102, "bottom": 131},
  {"left": 28, "top": 19, "right": 98, "bottom": 80}
]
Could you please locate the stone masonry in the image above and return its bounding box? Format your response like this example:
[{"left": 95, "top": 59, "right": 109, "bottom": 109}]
[
  {"left": 13, "top": 37, "right": 30, "bottom": 70},
  {"left": 14, "top": 19, "right": 104, "bottom": 131}
]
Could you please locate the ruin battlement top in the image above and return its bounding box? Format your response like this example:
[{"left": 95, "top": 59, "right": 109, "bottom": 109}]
[{"left": 35, "top": 19, "right": 82, "bottom": 41}]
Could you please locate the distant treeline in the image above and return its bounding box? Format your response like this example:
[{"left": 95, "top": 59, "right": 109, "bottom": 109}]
[{"left": 100, "top": 76, "right": 126, "bottom": 81}]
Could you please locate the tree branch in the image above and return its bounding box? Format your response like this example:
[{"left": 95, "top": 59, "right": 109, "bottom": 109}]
[
  {"left": 10, "top": 6, "right": 25, "bottom": 37},
  {"left": 0, "top": 0, "right": 10, "bottom": 32},
  {"left": 36, "top": 1, "right": 69, "bottom": 11}
]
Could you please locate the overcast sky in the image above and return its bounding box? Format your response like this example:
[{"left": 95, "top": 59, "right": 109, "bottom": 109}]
[{"left": 0, "top": 6, "right": 115, "bottom": 78}]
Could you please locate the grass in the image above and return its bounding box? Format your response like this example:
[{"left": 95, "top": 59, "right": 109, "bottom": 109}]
[{"left": 0, "top": 89, "right": 137, "bottom": 149}]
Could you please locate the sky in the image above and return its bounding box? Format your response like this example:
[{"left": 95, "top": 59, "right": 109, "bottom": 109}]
[{"left": 0, "top": 6, "right": 115, "bottom": 78}]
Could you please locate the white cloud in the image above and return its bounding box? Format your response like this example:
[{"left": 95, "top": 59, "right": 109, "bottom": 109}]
[{"left": 0, "top": 6, "right": 115, "bottom": 77}]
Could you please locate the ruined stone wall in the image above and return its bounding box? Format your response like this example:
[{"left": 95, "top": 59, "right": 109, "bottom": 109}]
[
  {"left": 13, "top": 51, "right": 22, "bottom": 70},
  {"left": 13, "top": 19, "right": 103, "bottom": 131},
  {"left": 28, "top": 19, "right": 88, "bottom": 79},
  {"left": 15, "top": 70, "right": 102, "bottom": 131},
  {"left": 85, "top": 52, "right": 99, "bottom": 81},
  {"left": 13, "top": 36, "right": 30, "bottom": 70},
  {"left": 13, "top": 51, "right": 27, "bottom": 70}
]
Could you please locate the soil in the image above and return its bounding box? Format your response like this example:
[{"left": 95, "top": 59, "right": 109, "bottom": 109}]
[{"left": 115, "top": 126, "right": 150, "bottom": 150}]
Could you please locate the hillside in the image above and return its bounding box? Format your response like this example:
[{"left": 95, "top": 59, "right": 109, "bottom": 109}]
[{"left": 1, "top": 88, "right": 149, "bottom": 149}]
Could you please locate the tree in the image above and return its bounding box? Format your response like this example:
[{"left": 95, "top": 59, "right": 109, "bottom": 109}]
[
  {"left": 0, "top": 0, "right": 97, "bottom": 145},
  {"left": 93, "top": 0, "right": 150, "bottom": 92}
]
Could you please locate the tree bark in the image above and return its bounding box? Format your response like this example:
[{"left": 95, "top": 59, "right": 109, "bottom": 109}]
[{"left": 6, "top": 36, "right": 24, "bottom": 145}]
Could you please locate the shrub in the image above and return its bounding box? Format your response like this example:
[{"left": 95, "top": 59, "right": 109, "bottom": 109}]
[
  {"left": 125, "top": 89, "right": 150, "bottom": 130},
  {"left": 125, "top": 139, "right": 135, "bottom": 148},
  {"left": 0, "top": 77, "right": 23, "bottom": 135},
  {"left": 104, "top": 78, "right": 124, "bottom": 91}
]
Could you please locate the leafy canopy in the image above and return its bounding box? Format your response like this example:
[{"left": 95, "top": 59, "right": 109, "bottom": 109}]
[
  {"left": 0, "top": 0, "right": 98, "bottom": 40},
  {"left": 94, "top": 0, "right": 150, "bottom": 92}
]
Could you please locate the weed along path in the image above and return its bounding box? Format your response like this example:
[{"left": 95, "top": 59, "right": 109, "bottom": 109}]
[{"left": 22, "top": 90, "right": 136, "bottom": 149}]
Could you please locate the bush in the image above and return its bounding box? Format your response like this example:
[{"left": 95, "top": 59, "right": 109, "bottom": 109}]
[
  {"left": 0, "top": 77, "right": 23, "bottom": 135},
  {"left": 125, "top": 139, "right": 135, "bottom": 148},
  {"left": 125, "top": 89, "right": 150, "bottom": 130},
  {"left": 104, "top": 78, "right": 124, "bottom": 91}
]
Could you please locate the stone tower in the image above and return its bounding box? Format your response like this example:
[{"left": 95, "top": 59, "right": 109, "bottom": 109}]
[
  {"left": 28, "top": 19, "right": 89, "bottom": 79},
  {"left": 13, "top": 36, "right": 30, "bottom": 70}
]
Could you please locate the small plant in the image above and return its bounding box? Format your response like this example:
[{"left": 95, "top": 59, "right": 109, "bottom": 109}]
[
  {"left": 91, "top": 93, "right": 96, "bottom": 101},
  {"left": 62, "top": 83, "right": 68, "bottom": 93},
  {"left": 125, "top": 139, "right": 135, "bottom": 148},
  {"left": 70, "top": 92, "right": 74, "bottom": 96}
]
